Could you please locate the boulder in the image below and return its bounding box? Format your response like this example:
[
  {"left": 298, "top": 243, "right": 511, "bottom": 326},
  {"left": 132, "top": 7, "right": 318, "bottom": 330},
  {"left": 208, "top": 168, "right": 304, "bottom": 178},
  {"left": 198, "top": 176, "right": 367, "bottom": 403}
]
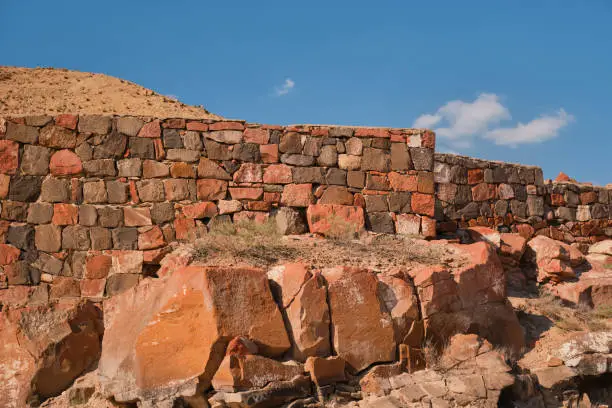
[
  {"left": 466, "top": 226, "right": 501, "bottom": 248},
  {"left": 556, "top": 331, "right": 612, "bottom": 377},
  {"left": 377, "top": 273, "right": 420, "bottom": 345},
  {"left": 411, "top": 242, "right": 525, "bottom": 355},
  {"left": 304, "top": 356, "right": 346, "bottom": 386},
  {"left": 551, "top": 265, "right": 612, "bottom": 308},
  {"left": 0, "top": 300, "right": 103, "bottom": 408},
  {"left": 322, "top": 267, "right": 396, "bottom": 372},
  {"left": 526, "top": 236, "right": 585, "bottom": 283},
  {"left": 211, "top": 354, "right": 303, "bottom": 392},
  {"left": 499, "top": 233, "right": 527, "bottom": 266},
  {"left": 98, "top": 266, "right": 290, "bottom": 405},
  {"left": 267, "top": 263, "right": 330, "bottom": 361},
  {"left": 588, "top": 239, "right": 612, "bottom": 266}
]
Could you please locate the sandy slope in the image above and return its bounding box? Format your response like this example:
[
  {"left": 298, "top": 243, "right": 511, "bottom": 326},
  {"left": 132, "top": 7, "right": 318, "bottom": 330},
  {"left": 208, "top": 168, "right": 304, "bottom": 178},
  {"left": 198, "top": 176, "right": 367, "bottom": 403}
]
[{"left": 0, "top": 66, "right": 223, "bottom": 119}]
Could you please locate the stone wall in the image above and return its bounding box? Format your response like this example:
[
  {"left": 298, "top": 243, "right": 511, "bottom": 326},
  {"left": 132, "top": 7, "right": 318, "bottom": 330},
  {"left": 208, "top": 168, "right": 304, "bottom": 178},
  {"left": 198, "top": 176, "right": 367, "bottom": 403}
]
[
  {"left": 0, "top": 114, "right": 436, "bottom": 300},
  {"left": 434, "top": 153, "right": 612, "bottom": 246}
]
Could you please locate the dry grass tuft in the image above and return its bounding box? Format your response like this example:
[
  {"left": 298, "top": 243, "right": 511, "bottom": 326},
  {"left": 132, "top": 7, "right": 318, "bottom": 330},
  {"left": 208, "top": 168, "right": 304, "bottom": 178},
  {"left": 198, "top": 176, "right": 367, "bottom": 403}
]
[
  {"left": 194, "top": 219, "right": 297, "bottom": 267},
  {"left": 192, "top": 219, "right": 462, "bottom": 271},
  {"left": 526, "top": 290, "right": 612, "bottom": 332}
]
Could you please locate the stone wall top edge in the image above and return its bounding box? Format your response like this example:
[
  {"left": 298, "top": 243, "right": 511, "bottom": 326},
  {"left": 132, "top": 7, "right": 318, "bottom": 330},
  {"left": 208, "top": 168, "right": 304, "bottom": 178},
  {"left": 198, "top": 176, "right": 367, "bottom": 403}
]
[
  {"left": 546, "top": 180, "right": 612, "bottom": 191},
  {"left": 0, "top": 114, "right": 430, "bottom": 135},
  {"left": 434, "top": 152, "right": 541, "bottom": 170}
]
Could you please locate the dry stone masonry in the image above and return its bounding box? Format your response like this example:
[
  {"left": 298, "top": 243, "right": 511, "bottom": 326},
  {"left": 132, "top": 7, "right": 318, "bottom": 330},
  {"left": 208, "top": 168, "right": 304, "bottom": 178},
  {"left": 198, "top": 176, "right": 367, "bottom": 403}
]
[
  {"left": 0, "top": 114, "right": 436, "bottom": 299},
  {"left": 435, "top": 153, "right": 612, "bottom": 248}
]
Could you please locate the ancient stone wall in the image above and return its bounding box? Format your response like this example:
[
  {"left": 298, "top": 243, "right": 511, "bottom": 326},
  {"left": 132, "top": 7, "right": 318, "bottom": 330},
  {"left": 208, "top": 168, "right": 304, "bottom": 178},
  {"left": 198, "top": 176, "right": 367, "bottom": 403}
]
[
  {"left": 434, "top": 153, "right": 612, "bottom": 246},
  {"left": 0, "top": 114, "right": 436, "bottom": 299}
]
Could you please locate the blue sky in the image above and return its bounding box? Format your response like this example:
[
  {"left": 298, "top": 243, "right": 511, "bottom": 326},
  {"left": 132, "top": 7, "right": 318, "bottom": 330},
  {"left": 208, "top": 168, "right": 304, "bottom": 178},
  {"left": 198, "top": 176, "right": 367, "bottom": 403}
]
[{"left": 2, "top": 1, "right": 611, "bottom": 184}]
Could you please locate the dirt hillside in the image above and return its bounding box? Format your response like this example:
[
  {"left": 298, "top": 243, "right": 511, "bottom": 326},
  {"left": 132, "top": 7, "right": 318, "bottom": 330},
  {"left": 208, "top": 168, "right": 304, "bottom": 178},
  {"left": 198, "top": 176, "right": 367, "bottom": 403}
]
[{"left": 0, "top": 66, "right": 223, "bottom": 119}]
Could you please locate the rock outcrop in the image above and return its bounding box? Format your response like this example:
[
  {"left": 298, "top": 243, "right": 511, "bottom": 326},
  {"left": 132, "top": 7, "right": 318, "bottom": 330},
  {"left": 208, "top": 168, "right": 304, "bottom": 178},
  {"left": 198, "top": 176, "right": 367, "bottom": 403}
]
[
  {"left": 357, "top": 334, "right": 515, "bottom": 408},
  {"left": 410, "top": 242, "right": 525, "bottom": 355},
  {"left": 525, "top": 235, "right": 585, "bottom": 283},
  {"left": 98, "top": 265, "right": 290, "bottom": 406},
  {"left": 0, "top": 300, "right": 103, "bottom": 408}
]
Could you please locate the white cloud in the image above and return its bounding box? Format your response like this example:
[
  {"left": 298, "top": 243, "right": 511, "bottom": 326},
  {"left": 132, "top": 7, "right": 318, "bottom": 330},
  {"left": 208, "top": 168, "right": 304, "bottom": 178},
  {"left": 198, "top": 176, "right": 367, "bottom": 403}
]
[
  {"left": 275, "top": 78, "right": 295, "bottom": 96},
  {"left": 413, "top": 113, "right": 442, "bottom": 129},
  {"left": 412, "top": 93, "right": 572, "bottom": 149},
  {"left": 484, "top": 109, "right": 573, "bottom": 146}
]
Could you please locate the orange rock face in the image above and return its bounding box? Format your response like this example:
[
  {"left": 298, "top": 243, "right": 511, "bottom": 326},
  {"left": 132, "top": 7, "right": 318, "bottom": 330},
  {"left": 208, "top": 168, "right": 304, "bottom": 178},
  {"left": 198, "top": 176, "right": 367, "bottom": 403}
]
[
  {"left": 98, "top": 265, "right": 290, "bottom": 405},
  {"left": 411, "top": 242, "right": 525, "bottom": 355},
  {"left": 322, "top": 267, "right": 396, "bottom": 372},
  {"left": 0, "top": 300, "right": 103, "bottom": 408},
  {"left": 526, "top": 235, "right": 585, "bottom": 283},
  {"left": 268, "top": 263, "right": 331, "bottom": 361}
]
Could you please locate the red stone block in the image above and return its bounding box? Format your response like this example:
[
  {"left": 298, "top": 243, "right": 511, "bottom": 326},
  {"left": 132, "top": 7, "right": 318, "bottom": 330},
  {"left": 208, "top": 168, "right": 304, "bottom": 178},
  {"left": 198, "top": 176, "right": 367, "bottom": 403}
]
[
  {"left": 306, "top": 204, "right": 365, "bottom": 236},
  {"left": 85, "top": 254, "right": 112, "bottom": 279},
  {"left": 262, "top": 124, "right": 284, "bottom": 131},
  {"left": 182, "top": 202, "right": 218, "bottom": 219},
  {"left": 162, "top": 118, "right": 186, "bottom": 129},
  {"left": 244, "top": 128, "right": 270, "bottom": 144},
  {"left": 233, "top": 163, "right": 263, "bottom": 183},
  {"left": 170, "top": 162, "right": 196, "bottom": 178},
  {"left": 174, "top": 217, "right": 198, "bottom": 241},
  {"left": 50, "top": 149, "right": 82, "bottom": 176},
  {"left": 229, "top": 187, "right": 264, "bottom": 201},
  {"left": 411, "top": 193, "right": 435, "bottom": 217},
  {"left": 467, "top": 169, "right": 484, "bottom": 185},
  {"left": 0, "top": 174, "right": 9, "bottom": 199},
  {"left": 209, "top": 121, "right": 244, "bottom": 131},
  {"left": 580, "top": 191, "right": 597, "bottom": 205},
  {"left": 129, "top": 180, "right": 140, "bottom": 204},
  {"left": 245, "top": 201, "right": 272, "bottom": 211},
  {"left": 153, "top": 138, "right": 165, "bottom": 160},
  {"left": 421, "top": 216, "right": 436, "bottom": 238},
  {"left": 80, "top": 278, "right": 106, "bottom": 298},
  {"left": 186, "top": 121, "right": 209, "bottom": 132},
  {"left": 55, "top": 114, "right": 78, "bottom": 130},
  {"left": 310, "top": 127, "right": 329, "bottom": 137},
  {"left": 138, "top": 120, "right": 162, "bottom": 137},
  {"left": 319, "top": 186, "right": 354, "bottom": 205},
  {"left": 138, "top": 225, "right": 165, "bottom": 250},
  {"left": 281, "top": 184, "right": 314, "bottom": 207},
  {"left": 53, "top": 203, "right": 78, "bottom": 225},
  {"left": 550, "top": 193, "right": 566, "bottom": 206},
  {"left": 263, "top": 164, "right": 292, "bottom": 184},
  {"left": 50, "top": 276, "right": 81, "bottom": 299},
  {"left": 196, "top": 179, "right": 228, "bottom": 201},
  {"left": 0, "top": 140, "right": 19, "bottom": 174},
  {"left": 555, "top": 172, "right": 571, "bottom": 182},
  {"left": 124, "top": 207, "right": 152, "bottom": 227},
  {"left": 354, "top": 128, "right": 390, "bottom": 138},
  {"left": 388, "top": 172, "right": 417, "bottom": 192},
  {"left": 263, "top": 192, "right": 281, "bottom": 203},
  {"left": 471, "top": 183, "right": 496, "bottom": 201},
  {"left": 417, "top": 172, "right": 435, "bottom": 194},
  {"left": 421, "top": 131, "right": 435, "bottom": 149},
  {"left": 260, "top": 144, "right": 279, "bottom": 163},
  {"left": 0, "top": 244, "right": 20, "bottom": 265}
]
